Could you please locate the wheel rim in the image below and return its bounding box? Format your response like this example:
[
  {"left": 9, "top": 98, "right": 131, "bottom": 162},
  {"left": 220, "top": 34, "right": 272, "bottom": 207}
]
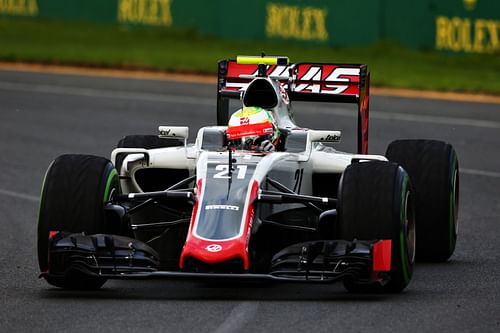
[{"left": 404, "top": 191, "right": 416, "bottom": 264}]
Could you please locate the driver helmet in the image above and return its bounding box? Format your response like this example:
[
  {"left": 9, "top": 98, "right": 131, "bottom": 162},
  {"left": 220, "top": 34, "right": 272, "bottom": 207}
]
[{"left": 226, "top": 106, "right": 280, "bottom": 149}]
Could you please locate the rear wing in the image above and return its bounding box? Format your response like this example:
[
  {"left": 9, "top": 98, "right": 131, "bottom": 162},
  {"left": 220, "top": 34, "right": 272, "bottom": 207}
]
[{"left": 216, "top": 58, "right": 370, "bottom": 154}]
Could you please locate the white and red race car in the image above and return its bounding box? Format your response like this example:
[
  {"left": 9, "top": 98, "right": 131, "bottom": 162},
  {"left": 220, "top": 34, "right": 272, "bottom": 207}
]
[{"left": 38, "top": 56, "right": 459, "bottom": 292}]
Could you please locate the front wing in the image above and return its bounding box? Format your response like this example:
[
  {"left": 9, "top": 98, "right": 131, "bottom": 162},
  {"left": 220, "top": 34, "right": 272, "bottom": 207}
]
[{"left": 41, "top": 232, "right": 392, "bottom": 285}]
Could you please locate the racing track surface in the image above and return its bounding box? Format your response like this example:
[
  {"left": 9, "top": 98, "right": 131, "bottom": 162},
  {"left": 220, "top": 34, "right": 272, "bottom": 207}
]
[{"left": 0, "top": 70, "right": 499, "bottom": 332}]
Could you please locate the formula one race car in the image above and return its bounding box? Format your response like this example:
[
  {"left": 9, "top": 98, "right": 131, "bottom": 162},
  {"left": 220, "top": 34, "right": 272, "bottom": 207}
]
[{"left": 38, "top": 55, "right": 459, "bottom": 293}]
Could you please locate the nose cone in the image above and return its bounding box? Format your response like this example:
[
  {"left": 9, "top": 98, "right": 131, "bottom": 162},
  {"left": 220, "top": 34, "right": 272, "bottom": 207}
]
[
  {"left": 180, "top": 236, "right": 249, "bottom": 271},
  {"left": 179, "top": 180, "right": 260, "bottom": 272}
]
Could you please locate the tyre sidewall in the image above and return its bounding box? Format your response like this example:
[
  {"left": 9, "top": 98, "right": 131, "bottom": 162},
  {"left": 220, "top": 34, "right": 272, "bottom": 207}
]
[
  {"left": 389, "top": 168, "right": 414, "bottom": 291},
  {"left": 38, "top": 155, "right": 119, "bottom": 275},
  {"left": 386, "top": 140, "right": 459, "bottom": 261},
  {"left": 338, "top": 162, "right": 414, "bottom": 292}
]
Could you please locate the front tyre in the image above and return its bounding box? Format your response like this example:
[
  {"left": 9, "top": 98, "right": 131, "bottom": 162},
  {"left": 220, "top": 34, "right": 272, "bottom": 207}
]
[
  {"left": 38, "top": 154, "right": 120, "bottom": 289},
  {"left": 337, "top": 161, "right": 415, "bottom": 293}
]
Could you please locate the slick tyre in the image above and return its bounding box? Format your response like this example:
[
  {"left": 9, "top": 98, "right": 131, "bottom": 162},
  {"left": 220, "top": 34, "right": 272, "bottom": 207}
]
[
  {"left": 38, "top": 154, "right": 120, "bottom": 289},
  {"left": 338, "top": 161, "right": 416, "bottom": 293},
  {"left": 386, "top": 140, "right": 459, "bottom": 262},
  {"left": 115, "top": 135, "right": 183, "bottom": 172}
]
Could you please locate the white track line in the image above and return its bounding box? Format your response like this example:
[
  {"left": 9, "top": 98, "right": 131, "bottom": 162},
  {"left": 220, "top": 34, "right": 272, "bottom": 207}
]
[
  {"left": 370, "top": 111, "right": 500, "bottom": 129},
  {"left": 461, "top": 168, "right": 500, "bottom": 178},
  {"left": 1, "top": 80, "right": 500, "bottom": 129},
  {"left": 306, "top": 107, "right": 500, "bottom": 129},
  {"left": 0, "top": 189, "right": 39, "bottom": 202},
  {"left": 213, "top": 302, "right": 259, "bottom": 333},
  {"left": 0, "top": 81, "right": 215, "bottom": 106}
]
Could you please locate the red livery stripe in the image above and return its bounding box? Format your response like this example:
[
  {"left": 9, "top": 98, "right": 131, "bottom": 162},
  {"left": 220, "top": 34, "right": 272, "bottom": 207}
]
[{"left": 373, "top": 240, "right": 392, "bottom": 272}]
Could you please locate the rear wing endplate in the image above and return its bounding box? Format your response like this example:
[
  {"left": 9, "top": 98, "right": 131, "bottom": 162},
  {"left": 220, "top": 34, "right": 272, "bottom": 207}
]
[{"left": 216, "top": 59, "right": 370, "bottom": 154}]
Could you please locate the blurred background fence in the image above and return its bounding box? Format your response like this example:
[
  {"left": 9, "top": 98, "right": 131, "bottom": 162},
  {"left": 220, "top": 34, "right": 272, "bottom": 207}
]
[{"left": 1, "top": 0, "right": 498, "bottom": 55}]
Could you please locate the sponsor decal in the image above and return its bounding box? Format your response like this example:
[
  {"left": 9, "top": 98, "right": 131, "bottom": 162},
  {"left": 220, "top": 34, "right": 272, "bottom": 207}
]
[
  {"left": 205, "top": 244, "right": 222, "bottom": 252},
  {"left": 226, "top": 122, "right": 274, "bottom": 140},
  {"left": 279, "top": 83, "right": 290, "bottom": 104},
  {"left": 160, "top": 128, "right": 171, "bottom": 136},
  {"left": 463, "top": 0, "right": 477, "bottom": 11},
  {"left": 0, "top": 0, "right": 38, "bottom": 16},
  {"left": 225, "top": 63, "right": 360, "bottom": 96},
  {"left": 322, "top": 134, "right": 341, "bottom": 142},
  {"left": 294, "top": 65, "right": 360, "bottom": 95},
  {"left": 205, "top": 204, "right": 240, "bottom": 211},
  {"left": 266, "top": 3, "right": 328, "bottom": 42},
  {"left": 435, "top": 15, "right": 500, "bottom": 54},
  {"left": 118, "top": 0, "right": 173, "bottom": 27},
  {"left": 240, "top": 117, "right": 250, "bottom": 125},
  {"left": 158, "top": 126, "right": 188, "bottom": 138}
]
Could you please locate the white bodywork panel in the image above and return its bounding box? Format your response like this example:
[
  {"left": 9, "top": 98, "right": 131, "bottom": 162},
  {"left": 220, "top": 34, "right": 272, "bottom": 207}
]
[{"left": 111, "top": 126, "right": 387, "bottom": 195}]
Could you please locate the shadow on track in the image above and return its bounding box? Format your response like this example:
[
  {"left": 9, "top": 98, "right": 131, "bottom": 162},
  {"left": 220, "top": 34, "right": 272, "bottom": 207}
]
[
  {"left": 38, "top": 279, "right": 400, "bottom": 302},
  {"left": 37, "top": 260, "right": 471, "bottom": 302}
]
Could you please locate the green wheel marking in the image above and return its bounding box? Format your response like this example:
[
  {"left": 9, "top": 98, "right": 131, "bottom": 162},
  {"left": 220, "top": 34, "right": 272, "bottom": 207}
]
[
  {"left": 103, "top": 168, "right": 118, "bottom": 203},
  {"left": 449, "top": 188, "right": 453, "bottom": 253},
  {"left": 399, "top": 174, "right": 411, "bottom": 284},
  {"left": 449, "top": 157, "right": 457, "bottom": 253}
]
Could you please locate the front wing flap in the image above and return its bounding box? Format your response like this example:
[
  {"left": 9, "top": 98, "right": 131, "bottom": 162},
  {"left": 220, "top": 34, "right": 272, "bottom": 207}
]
[
  {"left": 42, "top": 232, "right": 160, "bottom": 279},
  {"left": 270, "top": 240, "right": 391, "bottom": 284},
  {"left": 41, "top": 233, "right": 390, "bottom": 285}
]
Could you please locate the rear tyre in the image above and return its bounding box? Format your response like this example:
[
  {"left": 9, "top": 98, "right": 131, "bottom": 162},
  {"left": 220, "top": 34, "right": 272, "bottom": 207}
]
[
  {"left": 38, "top": 154, "right": 120, "bottom": 289},
  {"left": 337, "top": 161, "right": 415, "bottom": 293},
  {"left": 115, "top": 135, "right": 183, "bottom": 172},
  {"left": 386, "top": 140, "right": 459, "bottom": 262}
]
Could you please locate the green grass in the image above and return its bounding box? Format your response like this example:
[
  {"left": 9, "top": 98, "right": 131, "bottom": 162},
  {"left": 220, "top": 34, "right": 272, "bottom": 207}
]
[{"left": 1, "top": 18, "right": 499, "bottom": 94}]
